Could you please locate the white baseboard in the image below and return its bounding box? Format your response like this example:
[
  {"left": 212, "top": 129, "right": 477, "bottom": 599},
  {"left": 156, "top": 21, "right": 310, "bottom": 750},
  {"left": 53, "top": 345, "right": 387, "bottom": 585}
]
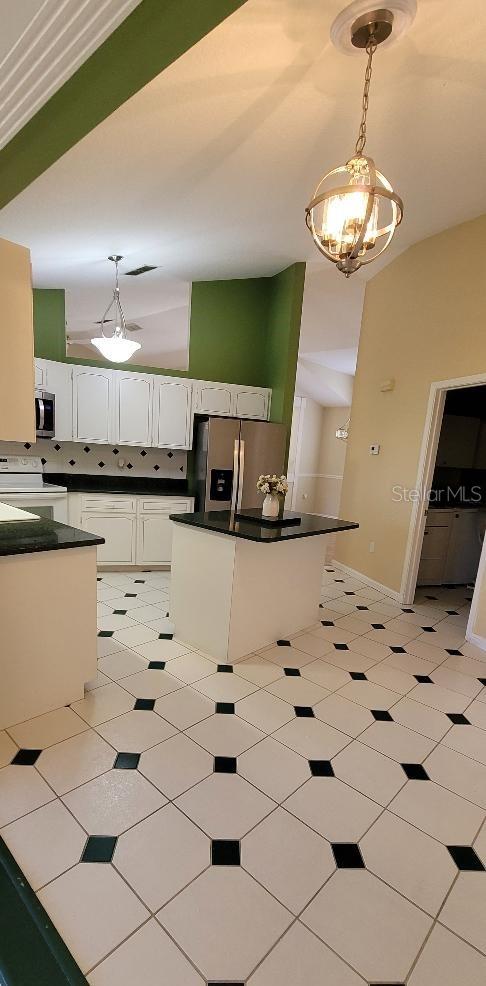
[
  {"left": 331, "top": 560, "right": 400, "bottom": 602},
  {"left": 465, "top": 630, "right": 486, "bottom": 653}
]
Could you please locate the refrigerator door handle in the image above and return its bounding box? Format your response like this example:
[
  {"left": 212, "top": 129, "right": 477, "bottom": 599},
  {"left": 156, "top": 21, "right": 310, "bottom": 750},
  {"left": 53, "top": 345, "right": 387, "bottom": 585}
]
[
  {"left": 236, "top": 438, "right": 245, "bottom": 511},
  {"left": 230, "top": 439, "right": 239, "bottom": 514}
]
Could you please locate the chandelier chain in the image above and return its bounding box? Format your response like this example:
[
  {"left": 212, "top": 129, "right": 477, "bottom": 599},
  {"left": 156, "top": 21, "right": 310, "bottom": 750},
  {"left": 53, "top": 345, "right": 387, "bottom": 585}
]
[{"left": 355, "top": 35, "right": 377, "bottom": 157}]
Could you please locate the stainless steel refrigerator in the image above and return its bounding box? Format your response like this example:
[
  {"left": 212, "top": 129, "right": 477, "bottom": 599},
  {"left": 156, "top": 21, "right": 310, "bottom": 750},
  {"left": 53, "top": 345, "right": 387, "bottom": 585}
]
[{"left": 194, "top": 416, "right": 287, "bottom": 512}]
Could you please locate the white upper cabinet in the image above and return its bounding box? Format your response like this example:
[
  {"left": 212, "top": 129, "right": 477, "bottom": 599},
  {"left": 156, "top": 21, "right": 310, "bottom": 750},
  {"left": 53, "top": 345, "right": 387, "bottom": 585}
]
[
  {"left": 35, "top": 359, "right": 47, "bottom": 390},
  {"left": 233, "top": 386, "right": 270, "bottom": 420},
  {"left": 153, "top": 378, "right": 193, "bottom": 449},
  {"left": 194, "top": 381, "right": 234, "bottom": 416},
  {"left": 72, "top": 366, "right": 115, "bottom": 444},
  {"left": 44, "top": 360, "right": 73, "bottom": 441},
  {"left": 115, "top": 371, "right": 153, "bottom": 447}
]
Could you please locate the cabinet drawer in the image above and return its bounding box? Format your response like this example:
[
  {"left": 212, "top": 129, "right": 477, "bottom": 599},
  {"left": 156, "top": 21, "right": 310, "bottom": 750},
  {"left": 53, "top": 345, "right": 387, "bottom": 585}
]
[
  {"left": 137, "top": 497, "right": 192, "bottom": 514},
  {"left": 81, "top": 495, "right": 136, "bottom": 514}
]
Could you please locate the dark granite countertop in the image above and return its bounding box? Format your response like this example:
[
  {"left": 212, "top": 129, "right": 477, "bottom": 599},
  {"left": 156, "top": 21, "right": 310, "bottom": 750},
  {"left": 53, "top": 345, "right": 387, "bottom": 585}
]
[
  {"left": 45, "top": 473, "right": 191, "bottom": 496},
  {"left": 0, "top": 518, "right": 104, "bottom": 557},
  {"left": 169, "top": 508, "right": 359, "bottom": 544}
]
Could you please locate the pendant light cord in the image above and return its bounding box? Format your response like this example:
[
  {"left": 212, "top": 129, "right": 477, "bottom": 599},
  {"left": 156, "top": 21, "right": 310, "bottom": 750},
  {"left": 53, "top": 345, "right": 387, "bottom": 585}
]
[{"left": 355, "top": 35, "right": 377, "bottom": 157}]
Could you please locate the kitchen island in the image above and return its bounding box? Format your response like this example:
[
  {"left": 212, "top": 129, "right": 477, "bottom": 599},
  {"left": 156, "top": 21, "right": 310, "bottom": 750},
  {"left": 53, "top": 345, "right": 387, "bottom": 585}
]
[
  {"left": 169, "top": 509, "right": 358, "bottom": 663},
  {"left": 0, "top": 512, "right": 103, "bottom": 729}
]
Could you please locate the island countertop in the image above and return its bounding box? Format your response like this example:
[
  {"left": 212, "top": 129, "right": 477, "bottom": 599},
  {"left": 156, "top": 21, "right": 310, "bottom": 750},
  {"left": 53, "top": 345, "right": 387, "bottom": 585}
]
[
  {"left": 0, "top": 517, "right": 105, "bottom": 557},
  {"left": 169, "top": 508, "right": 359, "bottom": 543}
]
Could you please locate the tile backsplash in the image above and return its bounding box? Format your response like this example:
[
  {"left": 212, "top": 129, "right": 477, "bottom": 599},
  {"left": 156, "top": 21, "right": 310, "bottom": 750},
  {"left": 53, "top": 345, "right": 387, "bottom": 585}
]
[{"left": 0, "top": 441, "right": 187, "bottom": 479}]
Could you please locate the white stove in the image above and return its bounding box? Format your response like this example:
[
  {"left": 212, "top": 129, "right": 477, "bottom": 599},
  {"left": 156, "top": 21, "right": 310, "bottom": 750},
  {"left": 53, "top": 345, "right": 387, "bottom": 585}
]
[{"left": 0, "top": 456, "right": 68, "bottom": 523}]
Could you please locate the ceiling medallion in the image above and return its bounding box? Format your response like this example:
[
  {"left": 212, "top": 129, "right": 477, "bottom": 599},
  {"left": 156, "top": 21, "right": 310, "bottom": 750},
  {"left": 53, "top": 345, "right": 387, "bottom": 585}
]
[
  {"left": 91, "top": 255, "right": 142, "bottom": 363},
  {"left": 305, "top": 4, "right": 413, "bottom": 277}
]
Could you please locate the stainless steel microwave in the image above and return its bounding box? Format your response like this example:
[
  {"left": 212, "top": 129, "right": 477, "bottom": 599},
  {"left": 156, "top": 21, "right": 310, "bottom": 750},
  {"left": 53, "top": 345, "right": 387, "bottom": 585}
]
[{"left": 35, "top": 391, "right": 55, "bottom": 438}]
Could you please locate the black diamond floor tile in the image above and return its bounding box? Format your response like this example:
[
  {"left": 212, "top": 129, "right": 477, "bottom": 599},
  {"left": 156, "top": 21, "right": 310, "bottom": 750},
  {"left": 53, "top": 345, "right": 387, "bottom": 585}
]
[
  {"left": 211, "top": 839, "right": 240, "bottom": 866},
  {"left": 214, "top": 756, "right": 237, "bottom": 773},
  {"left": 402, "top": 608, "right": 414, "bottom": 613},
  {"left": 284, "top": 668, "right": 301, "bottom": 677},
  {"left": 309, "top": 760, "right": 334, "bottom": 776},
  {"left": 113, "top": 609, "right": 127, "bottom": 615},
  {"left": 447, "top": 713, "right": 470, "bottom": 725},
  {"left": 356, "top": 605, "right": 369, "bottom": 611},
  {"left": 124, "top": 593, "right": 137, "bottom": 598},
  {"left": 350, "top": 671, "right": 367, "bottom": 680},
  {"left": 446, "top": 610, "right": 459, "bottom": 616},
  {"left": 11, "top": 749, "right": 42, "bottom": 766},
  {"left": 158, "top": 633, "right": 173, "bottom": 640},
  {"left": 421, "top": 627, "right": 436, "bottom": 633},
  {"left": 331, "top": 843, "right": 365, "bottom": 868},
  {"left": 134, "top": 580, "right": 145, "bottom": 583},
  {"left": 447, "top": 845, "right": 485, "bottom": 871},
  {"left": 478, "top": 678, "right": 486, "bottom": 687},
  {"left": 295, "top": 706, "right": 314, "bottom": 717},
  {"left": 276, "top": 639, "right": 291, "bottom": 646},
  {"left": 371, "top": 623, "right": 385, "bottom": 630},
  {"left": 372, "top": 710, "right": 394, "bottom": 721},
  {"left": 114, "top": 752, "right": 140, "bottom": 769},
  {"left": 81, "top": 835, "right": 117, "bottom": 863},
  {"left": 447, "top": 649, "right": 463, "bottom": 656},
  {"left": 216, "top": 702, "right": 235, "bottom": 714},
  {"left": 334, "top": 643, "right": 349, "bottom": 651},
  {"left": 148, "top": 661, "right": 166, "bottom": 670},
  {"left": 134, "top": 698, "right": 155, "bottom": 711},
  {"left": 97, "top": 630, "right": 114, "bottom": 638},
  {"left": 415, "top": 674, "right": 433, "bottom": 683},
  {"left": 321, "top": 620, "right": 335, "bottom": 627},
  {"left": 390, "top": 646, "right": 406, "bottom": 654},
  {"left": 217, "top": 664, "right": 233, "bottom": 673},
  {"left": 402, "top": 763, "right": 430, "bottom": 780},
  {"left": 344, "top": 592, "right": 355, "bottom": 596}
]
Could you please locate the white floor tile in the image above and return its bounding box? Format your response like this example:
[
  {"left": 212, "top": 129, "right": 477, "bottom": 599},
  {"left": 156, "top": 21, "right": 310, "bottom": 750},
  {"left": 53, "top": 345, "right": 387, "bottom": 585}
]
[
  {"left": 290, "top": 632, "right": 334, "bottom": 658},
  {"left": 314, "top": 693, "right": 374, "bottom": 737},
  {"left": 85, "top": 670, "right": 110, "bottom": 692},
  {"left": 97, "top": 649, "right": 148, "bottom": 680},
  {"left": 97, "top": 614, "right": 140, "bottom": 632},
  {"left": 129, "top": 604, "right": 169, "bottom": 624},
  {"left": 243, "top": 807, "right": 335, "bottom": 913},
  {"left": 325, "top": 646, "right": 378, "bottom": 672},
  {"left": 360, "top": 720, "right": 436, "bottom": 763},
  {"left": 337, "top": 680, "right": 401, "bottom": 711},
  {"left": 8, "top": 707, "right": 88, "bottom": 749},
  {"left": 365, "top": 663, "right": 417, "bottom": 694},
  {"left": 301, "top": 868, "right": 431, "bottom": 982},
  {"left": 96, "top": 709, "right": 177, "bottom": 753},
  {"left": 440, "top": 873, "right": 486, "bottom": 955},
  {"left": 0, "top": 765, "right": 55, "bottom": 825},
  {"left": 120, "top": 668, "right": 183, "bottom": 699},
  {"left": 391, "top": 697, "right": 450, "bottom": 740},
  {"left": 284, "top": 776, "right": 382, "bottom": 841},
  {"left": 194, "top": 672, "right": 258, "bottom": 703},
  {"left": 186, "top": 714, "right": 264, "bottom": 757},
  {"left": 0, "top": 730, "right": 17, "bottom": 768},
  {"left": 88, "top": 919, "right": 204, "bottom": 986},
  {"left": 1, "top": 799, "right": 86, "bottom": 890},
  {"left": 97, "top": 636, "right": 125, "bottom": 658},
  {"left": 424, "top": 744, "right": 486, "bottom": 808},
  {"left": 408, "top": 682, "right": 470, "bottom": 713},
  {"left": 233, "top": 655, "right": 283, "bottom": 686},
  {"left": 467, "top": 699, "right": 486, "bottom": 730},
  {"left": 157, "top": 867, "right": 292, "bottom": 982},
  {"left": 154, "top": 687, "right": 214, "bottom": 730},
  {"left": 113, "top": 625, "right": 159, "bottom": 647},
  {"left": 247, "top": 920, "right": 364, "bottom": 986},
  {"left": 347, "top": 635, "right": 391, "bottom": 663},
  {"left": 37, "top": 729, "right": 115, "bottom": 795},
  {"left": 139, "top": 734, "right": 212, "bottom": 798},
  {"left": 236, "top": 689, "right": 294, "bottom": 732},
  {"left": 300, "top": 660, "right": 350, "bottom": 691},
  {"left": 260, "top": 643, "right": 314, "bottom": 669},
  {"left": 361, "top": 810, "right": 456, "bottom": 915},
  {"left": 265, "top": 676, "right": 329, "bottom": 708},
  {"left": 71, "top": 682, "right": 134, "bottom": 726},
  {"left": 332, "top": 740, "right": 406, "bottom": 806},
  {"left": 166, "top": 651, "right": 217, "bottom": 684},
  {"left": 176, "top": 772, "right": 275, "bottom": 838},
  {"left": 238, "top": 736, "right": 309, "bottom": 802},
  {"left": 389, "top": 778, "right": 484, "bottom": 843},
  {"left": 364, "top": 627, "right": 416, "bottom": 647},
  {"left": 408, "top": 923, "right": 486, "bottom": 986},
  {"left": 38, "top": 863, "right": 148, "bottom": 974},
  {"left": 405, "top": 637, "right": 449, "bottom": 665},
  {"left": 442, "top": 723, "right": 486, "bottom": 765},
  {"left": 62, "top": 769, "right": 166, "bottom": 835},
  {"left": 132, "top": 637, "right": 191, "bottom": 661},
  {"left": 311, "top": 624, "right": 358, "bottom": 645},
  {"left": 445, "top": 652, "right": 486, "bottom": 678},
  {"left": 431, "top": 666, "right": 483, "bottom": 698},
  {"left": 114, "top": 804, "right": 210, "bottom": 911},
  {"left": 272, "top": 717, "right": 350, "bottom": 761},
  {"left": 382, "top": 650, "right": 438, "bottom": 677}
]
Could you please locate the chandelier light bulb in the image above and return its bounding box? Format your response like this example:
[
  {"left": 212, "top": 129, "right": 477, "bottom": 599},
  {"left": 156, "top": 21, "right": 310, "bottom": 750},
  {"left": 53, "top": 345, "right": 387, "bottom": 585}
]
[{"left": 306, "top": 7, "right": 404, "bottom": 277}]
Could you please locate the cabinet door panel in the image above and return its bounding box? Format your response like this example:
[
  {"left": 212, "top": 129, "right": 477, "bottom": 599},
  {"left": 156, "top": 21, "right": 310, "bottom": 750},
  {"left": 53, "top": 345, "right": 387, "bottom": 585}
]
[
  {"left": 35, "top": 360, "right": 47, "bottom": 390},
  {"left": 81, "top": 513, "right": 135, "bottom": 564},
  {"left": 117, "top": 374, "right": 153, "bottom": 446},
  {"left": 234, "top": 389, "right": 269, "bottom": 420},
  {"left": 155, "top": 381, "right": 192, "bottom": 448},
  {"left": 137, "top": 515, "right": 173, "bottom": 565},
  {"left": 195, "top": 384, "right": 233, "bottom": 416},
  {"left": 73, "top": 368, "right": 113, "bottom": 443},
  {"left": 45, "top": 361, "right": 72, "bottom": 441}
]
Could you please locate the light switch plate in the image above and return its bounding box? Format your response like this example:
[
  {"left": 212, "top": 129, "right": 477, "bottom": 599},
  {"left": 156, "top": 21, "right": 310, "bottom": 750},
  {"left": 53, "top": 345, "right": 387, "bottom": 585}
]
[{"left": 370, "top": 444, "right": 380, "bottom": 455}]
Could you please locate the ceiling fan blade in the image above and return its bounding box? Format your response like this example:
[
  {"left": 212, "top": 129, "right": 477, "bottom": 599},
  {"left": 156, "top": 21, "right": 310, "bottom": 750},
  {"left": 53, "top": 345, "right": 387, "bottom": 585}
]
[{"left": 125, "top": 321, "right": 144, "bottom": 332}]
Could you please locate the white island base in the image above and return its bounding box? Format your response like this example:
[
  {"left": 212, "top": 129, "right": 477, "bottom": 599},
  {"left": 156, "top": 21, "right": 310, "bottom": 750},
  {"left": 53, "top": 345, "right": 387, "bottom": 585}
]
[{"left": 170, "top": 522, "right": 327, "bottom": 663}]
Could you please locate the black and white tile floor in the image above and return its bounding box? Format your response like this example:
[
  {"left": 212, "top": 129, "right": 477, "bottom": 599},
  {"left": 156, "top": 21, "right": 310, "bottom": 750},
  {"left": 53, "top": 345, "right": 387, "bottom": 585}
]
[{"left": 1, "top": 570, "right": 486, "bottom": 984}]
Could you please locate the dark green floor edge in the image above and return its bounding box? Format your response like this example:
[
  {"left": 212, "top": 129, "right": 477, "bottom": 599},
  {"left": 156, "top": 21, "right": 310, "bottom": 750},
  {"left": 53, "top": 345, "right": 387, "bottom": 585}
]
[
  {"left": 0, "top": 0, "right": 247, "bottom": 209},
  {"left": 0, "top": 837, "right": 87, "bottom": 986}
]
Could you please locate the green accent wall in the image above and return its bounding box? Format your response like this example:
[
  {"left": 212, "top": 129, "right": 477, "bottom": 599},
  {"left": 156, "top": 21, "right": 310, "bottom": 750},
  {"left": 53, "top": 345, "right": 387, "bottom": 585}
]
[
  {"left": 33, "top": 264, "right": 305, "bottom": 448},
  {"left": 0, "top": 0, "right": 247, "bottom": 210}
]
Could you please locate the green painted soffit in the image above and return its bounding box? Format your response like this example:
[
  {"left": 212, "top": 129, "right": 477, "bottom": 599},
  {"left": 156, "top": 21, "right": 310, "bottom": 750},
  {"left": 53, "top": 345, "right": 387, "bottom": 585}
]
[{"left": 0, "top": 0, "right": 247, "bottom": 209}]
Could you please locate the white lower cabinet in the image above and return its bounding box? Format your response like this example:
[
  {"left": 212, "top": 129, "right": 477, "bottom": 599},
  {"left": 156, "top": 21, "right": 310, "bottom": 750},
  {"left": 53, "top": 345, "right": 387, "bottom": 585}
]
[{"left": 72, "top": 493, "right": 193, "bottom": 566}]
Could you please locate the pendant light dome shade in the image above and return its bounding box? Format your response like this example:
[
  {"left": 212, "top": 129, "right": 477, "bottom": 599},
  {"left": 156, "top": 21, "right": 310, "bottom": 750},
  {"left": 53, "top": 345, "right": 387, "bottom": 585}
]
[
  {"left": 91, "top": 255, "right": 142, "bottom": 363},
  {"left": 306, "top": 154, "right": 403, "bottom": 277}
]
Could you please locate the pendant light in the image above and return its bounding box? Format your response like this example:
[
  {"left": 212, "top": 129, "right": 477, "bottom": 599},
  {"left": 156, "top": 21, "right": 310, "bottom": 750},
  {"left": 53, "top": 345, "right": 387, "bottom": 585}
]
[
  {"left": 305, "top": 7, "right": 404, "bottom": 277},
  {"left": 91, "top": 255, "right": 141, "bottom": 363}
]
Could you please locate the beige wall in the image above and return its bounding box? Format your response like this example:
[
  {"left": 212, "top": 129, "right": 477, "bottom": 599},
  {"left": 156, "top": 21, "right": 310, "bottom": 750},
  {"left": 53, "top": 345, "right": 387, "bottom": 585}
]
[
  {"left": 336, "top": 213, "right": 486, "bottom": 594},
  {"left": 288, "top": 398, "right": 350, "bottom": 522},
  {"left": 0, "top": 237, "right": 35, "bottom": 442}
]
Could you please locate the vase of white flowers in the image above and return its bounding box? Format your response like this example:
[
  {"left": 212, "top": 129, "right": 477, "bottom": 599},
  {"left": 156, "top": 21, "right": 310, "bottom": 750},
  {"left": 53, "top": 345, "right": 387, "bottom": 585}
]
[{"left": 257, "top": 474, "right": 289, "bottom": 519}]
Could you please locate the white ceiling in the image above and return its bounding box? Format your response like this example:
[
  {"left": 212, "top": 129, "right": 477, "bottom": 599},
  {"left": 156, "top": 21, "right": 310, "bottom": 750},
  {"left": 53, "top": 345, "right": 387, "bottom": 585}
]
[
  {"left": 1, "top": 0, "right": 486, "bottom": 389},
  {"left": 0, "top": 0, "right": 141, "bottom": 149}
]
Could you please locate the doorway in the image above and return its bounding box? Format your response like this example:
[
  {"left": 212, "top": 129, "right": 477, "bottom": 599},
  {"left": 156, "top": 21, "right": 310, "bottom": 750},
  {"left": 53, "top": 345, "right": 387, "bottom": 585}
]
[{"left": 401, "top": 374, "right": 486, "bottom": 650}]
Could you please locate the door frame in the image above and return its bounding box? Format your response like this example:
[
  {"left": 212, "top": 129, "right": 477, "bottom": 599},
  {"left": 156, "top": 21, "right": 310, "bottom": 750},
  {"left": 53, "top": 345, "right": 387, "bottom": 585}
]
[{"left": 400, "top": 371, "right": 486, "bottom": 607}]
